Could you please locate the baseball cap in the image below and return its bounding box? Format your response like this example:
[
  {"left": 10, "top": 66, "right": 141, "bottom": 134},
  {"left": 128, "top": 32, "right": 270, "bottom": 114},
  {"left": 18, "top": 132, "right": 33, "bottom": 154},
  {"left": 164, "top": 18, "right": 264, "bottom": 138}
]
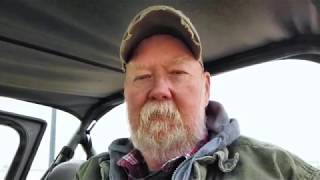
[{"left": 120, "top": 5, "right": 202, "bottom": 71}]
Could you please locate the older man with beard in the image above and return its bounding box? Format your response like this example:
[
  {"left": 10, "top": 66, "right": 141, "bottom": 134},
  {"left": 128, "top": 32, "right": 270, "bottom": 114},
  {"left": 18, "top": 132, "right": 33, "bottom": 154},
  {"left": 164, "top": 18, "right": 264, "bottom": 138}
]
[
  {"left": 75, "top": 5, "right": 320, "bottom": 180},
  {"left": 124, "top": 33, "right": 211, "bottom": 172}
]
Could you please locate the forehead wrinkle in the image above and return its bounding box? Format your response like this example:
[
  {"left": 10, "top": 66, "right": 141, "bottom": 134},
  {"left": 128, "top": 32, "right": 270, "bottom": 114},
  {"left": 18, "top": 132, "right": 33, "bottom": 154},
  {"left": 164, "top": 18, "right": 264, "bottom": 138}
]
[
  {"left": 127, "top": 61, "right": 148, "bottom": 70},
  {"left": 126, "top": 55, "right": 197, "bottom": 73},
  {"left": 169, "top": 56, "right": 195, "bottom": 66},
  {"left": 129, "top": 56, "right": 196, "bottom": 70}
]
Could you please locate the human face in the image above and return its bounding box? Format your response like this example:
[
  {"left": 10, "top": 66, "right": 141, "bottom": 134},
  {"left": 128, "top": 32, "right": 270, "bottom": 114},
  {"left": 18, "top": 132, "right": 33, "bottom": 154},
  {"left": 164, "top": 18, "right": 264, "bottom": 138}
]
[{"left": 124, "top": 34, "right": 210, "bottom": 153}]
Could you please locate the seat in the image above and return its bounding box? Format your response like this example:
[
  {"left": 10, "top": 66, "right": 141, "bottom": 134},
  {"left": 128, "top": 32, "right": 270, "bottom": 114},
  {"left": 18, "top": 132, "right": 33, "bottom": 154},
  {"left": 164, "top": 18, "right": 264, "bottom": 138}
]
[{"left": 46, "top": 160, "right": 85, "bottom": 180}]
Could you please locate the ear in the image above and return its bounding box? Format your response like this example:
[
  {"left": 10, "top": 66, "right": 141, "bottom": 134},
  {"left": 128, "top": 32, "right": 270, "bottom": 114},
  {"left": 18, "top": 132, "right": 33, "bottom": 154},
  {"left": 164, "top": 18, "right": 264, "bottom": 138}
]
[{"left": 203, "top": 71, "right": 211, "bottom": 106}]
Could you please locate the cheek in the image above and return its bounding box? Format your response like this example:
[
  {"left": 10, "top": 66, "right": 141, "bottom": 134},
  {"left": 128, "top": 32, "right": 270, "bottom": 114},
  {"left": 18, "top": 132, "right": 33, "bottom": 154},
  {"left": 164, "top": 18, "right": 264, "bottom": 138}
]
[
  {"left": 124, "top": 87, "right": 147, "bottom": 130},
  {"left": 174, "top": 80, "right": 206, "bottom": 125}
]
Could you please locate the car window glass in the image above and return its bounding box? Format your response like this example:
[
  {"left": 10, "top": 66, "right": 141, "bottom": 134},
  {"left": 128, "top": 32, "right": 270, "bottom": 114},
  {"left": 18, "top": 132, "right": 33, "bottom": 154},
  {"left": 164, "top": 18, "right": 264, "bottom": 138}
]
[
  {"left": 55, "top": 111, "right": 85, "bottom": 159},
  {"left": 55, "top": 111, "right": 86, "bottom": 161},
  {"left": 212, "top": 59, "right": 320, "bottom": 168},
  {"left": 0, "top": 97, "right": 83, "bottom": 179},
  {"left": 0, "top": 97, "right": 52, "bottom": 179},
  {"left": 0, "top": 125, "right": 19, "bottom": 179},
  {"left": 91, "top": 104, "right": 130, "bottom": 152}
]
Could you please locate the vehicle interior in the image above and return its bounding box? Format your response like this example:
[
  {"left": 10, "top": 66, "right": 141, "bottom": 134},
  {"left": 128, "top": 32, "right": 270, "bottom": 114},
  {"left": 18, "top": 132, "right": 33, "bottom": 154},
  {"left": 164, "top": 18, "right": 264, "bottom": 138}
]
[{"left": 0, "top": 0, "right": 319, "bottom": 179}]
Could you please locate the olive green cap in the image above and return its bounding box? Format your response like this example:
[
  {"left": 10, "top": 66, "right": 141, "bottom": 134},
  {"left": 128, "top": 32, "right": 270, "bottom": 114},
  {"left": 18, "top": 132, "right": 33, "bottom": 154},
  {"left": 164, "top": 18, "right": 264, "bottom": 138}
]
[{"left": 120, "top": 5, "right": 202, "bottom": 71}]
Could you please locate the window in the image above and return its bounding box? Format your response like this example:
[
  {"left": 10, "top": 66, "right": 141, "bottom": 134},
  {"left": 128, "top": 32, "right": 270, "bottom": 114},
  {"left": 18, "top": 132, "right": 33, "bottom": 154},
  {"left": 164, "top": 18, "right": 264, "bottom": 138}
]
[
  {"left": 54, "top": 111, "right": 86, "bottom": 160},
  {"left": 0, "top": 125, "right": 19, "bottom": 179},
  {"left": 212, "top": 60, "right": 320, "bottom": 168},
  {"left": 91, "top": 104, "right": 130, "bottom": 153},
  {"left": 0, "top": 97, "right": 84, "bottom": 179}
]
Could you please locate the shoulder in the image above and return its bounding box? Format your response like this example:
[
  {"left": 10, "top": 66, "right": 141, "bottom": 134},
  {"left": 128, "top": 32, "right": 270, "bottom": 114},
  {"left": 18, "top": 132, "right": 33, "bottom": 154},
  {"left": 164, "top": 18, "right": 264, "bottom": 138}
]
[
  {"left": 232, "top": 135, "right": 285, "bottom": 149},
  {"left": 75, "top": 152, "right": 110, "bottom": 180},
  {"left": 74, "top": 138, "right": 133, "bottom": 180},
  {"left": 229, "top": 136, "right": 320, "bottom": 179}
]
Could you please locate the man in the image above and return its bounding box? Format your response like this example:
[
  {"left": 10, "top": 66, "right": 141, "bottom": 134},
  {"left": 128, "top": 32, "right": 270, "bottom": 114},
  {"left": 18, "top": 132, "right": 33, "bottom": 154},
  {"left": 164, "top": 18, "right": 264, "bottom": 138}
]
[{"left": 75, "top": 5, "right": 320, "bottom": 179}]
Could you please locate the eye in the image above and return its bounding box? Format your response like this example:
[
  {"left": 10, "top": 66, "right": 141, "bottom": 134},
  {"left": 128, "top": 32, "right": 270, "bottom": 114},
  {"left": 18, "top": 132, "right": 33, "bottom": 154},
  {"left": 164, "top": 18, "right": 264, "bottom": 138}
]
[
  {"left": 170, "top": 70, "right": 188, "bottom": 75},
  {"left": 133, "top": 74, "right": 152, "bottom": 81}
]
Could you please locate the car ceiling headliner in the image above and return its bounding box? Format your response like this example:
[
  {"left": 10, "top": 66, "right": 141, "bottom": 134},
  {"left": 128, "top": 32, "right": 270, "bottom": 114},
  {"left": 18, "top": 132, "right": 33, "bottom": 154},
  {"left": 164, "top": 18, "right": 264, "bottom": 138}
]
[{"left": 0, "top": 0, "right": 319, "bottom": 121}]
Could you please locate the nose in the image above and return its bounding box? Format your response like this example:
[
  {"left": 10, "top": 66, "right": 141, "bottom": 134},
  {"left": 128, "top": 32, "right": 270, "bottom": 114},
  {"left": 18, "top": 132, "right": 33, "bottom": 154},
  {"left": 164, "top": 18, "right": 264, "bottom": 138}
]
[{"left": 148, "top": 78, "right": 172, "bottom": 101}]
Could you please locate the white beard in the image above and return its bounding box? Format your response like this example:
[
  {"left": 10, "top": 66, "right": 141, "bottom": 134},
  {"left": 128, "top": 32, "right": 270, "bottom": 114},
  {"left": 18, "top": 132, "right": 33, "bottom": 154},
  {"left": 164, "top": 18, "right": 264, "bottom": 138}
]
[{"left": 130, "top": 101, "right": 207, "bottom": 163}]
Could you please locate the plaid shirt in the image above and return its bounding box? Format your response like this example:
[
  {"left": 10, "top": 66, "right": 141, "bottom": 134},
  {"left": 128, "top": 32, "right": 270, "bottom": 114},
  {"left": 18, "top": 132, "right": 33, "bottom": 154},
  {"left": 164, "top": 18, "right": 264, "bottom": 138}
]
[{"left": 117, "top": 137, "right": 208, "bottom": 179}]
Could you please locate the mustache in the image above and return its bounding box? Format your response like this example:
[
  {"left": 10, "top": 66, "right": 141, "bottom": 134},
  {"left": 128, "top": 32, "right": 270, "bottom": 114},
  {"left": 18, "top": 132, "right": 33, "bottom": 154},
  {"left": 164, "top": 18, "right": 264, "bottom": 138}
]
[{"left": 139, "top": 101, "right": 181, "bottom": 124}]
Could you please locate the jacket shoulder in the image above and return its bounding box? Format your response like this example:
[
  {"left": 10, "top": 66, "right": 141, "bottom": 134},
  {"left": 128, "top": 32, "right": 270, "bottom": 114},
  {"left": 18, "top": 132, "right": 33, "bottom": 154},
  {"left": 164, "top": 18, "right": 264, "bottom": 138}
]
[
  {"left": 230, "top": 136, "right": 320, "bottom": 179},
  {"left": 74, "top": 152, "right": 110, "bottom": 180}
]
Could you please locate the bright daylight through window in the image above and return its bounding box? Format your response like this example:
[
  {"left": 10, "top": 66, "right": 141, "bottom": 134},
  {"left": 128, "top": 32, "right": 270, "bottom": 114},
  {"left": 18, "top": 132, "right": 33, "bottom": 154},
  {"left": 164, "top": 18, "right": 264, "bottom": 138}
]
[
  {"left": 0, "top": 59, "right": 319, "bottom": 179},
  {"left": 213, "top": 59, "right": 320, "bottom": 168},
  {"left": 0, "top": 125, "right": 19, "bottom": 179},
  {"left": 0, "top": 97, "right": 81, "bottom": 180}
]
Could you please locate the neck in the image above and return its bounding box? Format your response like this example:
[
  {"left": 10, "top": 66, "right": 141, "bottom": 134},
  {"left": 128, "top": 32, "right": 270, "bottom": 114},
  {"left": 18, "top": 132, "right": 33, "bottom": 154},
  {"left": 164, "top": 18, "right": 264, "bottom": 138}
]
[
  {"left": 143, "top": 154, "right": 165, "bottom": 171},
  {"left": 139, "top": 141, "right": 199, "bottom": 171}
]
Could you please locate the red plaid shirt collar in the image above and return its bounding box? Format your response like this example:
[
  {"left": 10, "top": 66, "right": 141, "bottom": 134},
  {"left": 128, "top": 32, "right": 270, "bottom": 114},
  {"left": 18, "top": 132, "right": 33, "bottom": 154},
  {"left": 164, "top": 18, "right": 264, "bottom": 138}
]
[{"left": 117, "top": 136, "right": 208, "bottom": 179}]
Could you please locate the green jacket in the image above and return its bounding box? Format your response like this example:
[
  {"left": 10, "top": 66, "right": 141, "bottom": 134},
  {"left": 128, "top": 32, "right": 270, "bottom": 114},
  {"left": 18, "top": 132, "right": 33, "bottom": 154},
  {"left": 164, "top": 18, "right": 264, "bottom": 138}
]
[{"left": 74, "top": 136, "right": 320, "bottom": 180}]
